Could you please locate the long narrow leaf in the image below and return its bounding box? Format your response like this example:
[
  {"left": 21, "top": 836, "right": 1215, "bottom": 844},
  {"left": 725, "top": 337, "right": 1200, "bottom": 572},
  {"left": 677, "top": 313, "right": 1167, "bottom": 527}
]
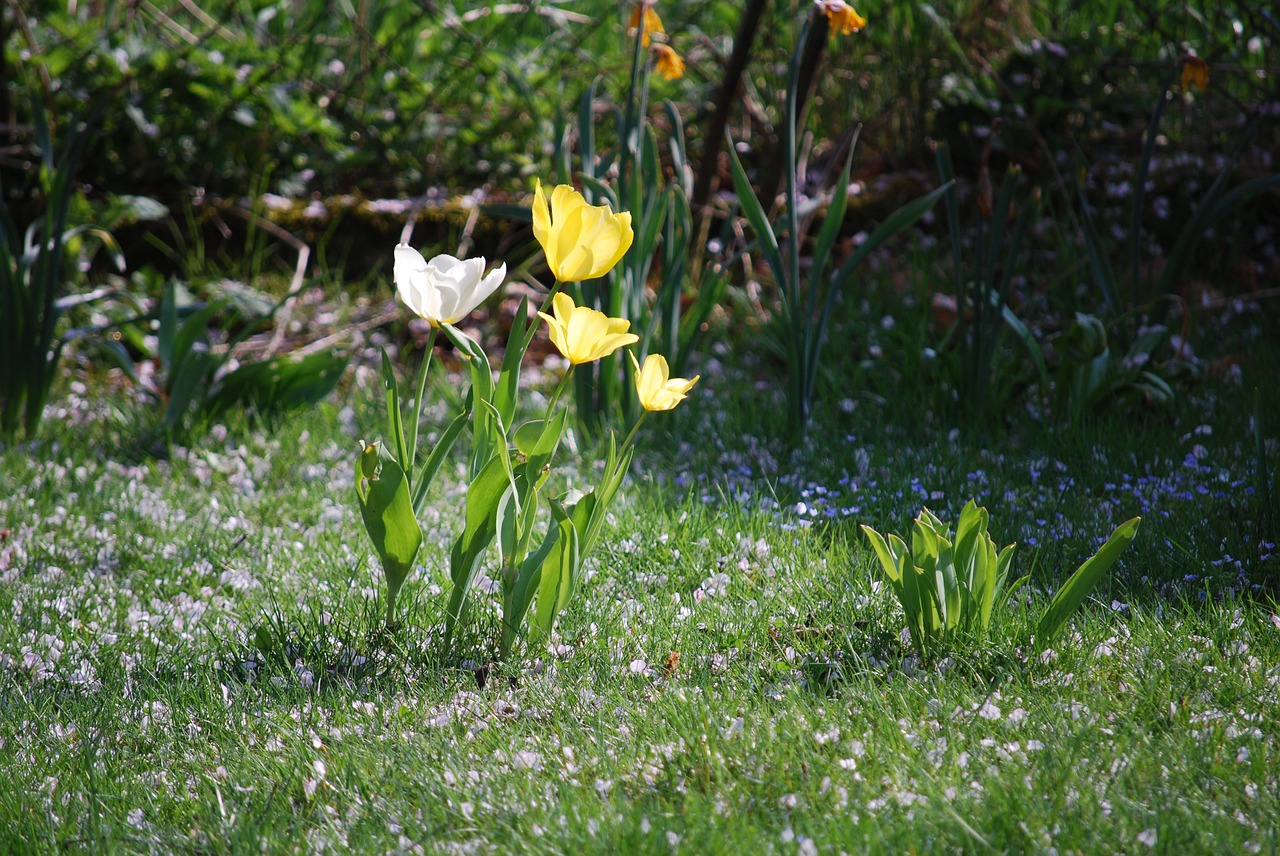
[
  {"left": 726, "top": 134, "right": 787, "bottom": 293},
  {"left": 1035, "top": 517, "right": 1142, "bottom": 649},
  {"left": 412, "top": 394, "right": 473, "bottom": 515}
]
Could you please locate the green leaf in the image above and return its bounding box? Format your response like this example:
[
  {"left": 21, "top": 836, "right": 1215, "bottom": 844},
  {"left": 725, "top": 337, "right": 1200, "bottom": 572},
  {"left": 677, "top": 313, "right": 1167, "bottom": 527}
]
[
  {"left": 725, "top": 134, "right": 787, "bottom": 293},
  {"left": 1035, "top": 517, "right": 1141, "bottom": 649},
  {"left": 205, "top": 350, "right": 348, "bottom": 421},
  {"left": 529, "top": 502, "right": 580, "bottom": 648},
  {"left": 381, "top": 349, "right": 410, "bottom": 476},
  {"left": 494, "top": 298, "right": 538, "bottom": 430},
  {"left": 505, "top": 509, "right": 563, "bottom": 656},
  {"left": 860, "top": 524, "right": 909, "bottom": 586},
  {"left": 442, "top": 324, "right": 498, "bottom": 475},
  {"left": 355, "top": 442, "right": 423, "bottom": 626},
  {"left": 808, "top": 137, "right": 856, "bottom": 301},
  {"left": 443, "top": 453, "right": 511, "bottom": 648},
  {"left": 520, "top": 407, "right": 569, "bottom": 480},
  {"left": 412, "top": 393, "right": 472, "bottom": 516}
]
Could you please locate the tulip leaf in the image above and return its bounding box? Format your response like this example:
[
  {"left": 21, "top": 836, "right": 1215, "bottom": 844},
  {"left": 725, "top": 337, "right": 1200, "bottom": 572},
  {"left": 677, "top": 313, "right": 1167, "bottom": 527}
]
[
  {"left": 505, "top": 510, "right": 563, "bottom": 656},
  {"left": 204, "top": 350, "right": 348, "bottom": 424},
  {"left": 521, "top": 407, "right": 569, "bottom": 480},
  {"left": 529, "top": 501, "right": 580, "bottom": 648},
  {"left": 442, "top": 324, "right": 499, "bottom": 475},
  {"left": 443, "top": 454, "right": 511, "bottom": 649},
  {"left": 513, "top": 419, "right": 546, "bottom": 458},
  {"left": 355, "top": 441, "right": 422, "bottom": 626},
  {"left": 1035, "top": 516, "right": 1141, "bottom": 650},
  {"left": 495, "top": 298, "right": 538, "bottom": 430},
  {"left": 861, "top": 524, "right": 908, "bottom": 586},
  {"left": 380, "top": 349, "right": 411, "bottom": 478},
  {"left": 411, "top": 390, "right": 473, "bottom": 516}
]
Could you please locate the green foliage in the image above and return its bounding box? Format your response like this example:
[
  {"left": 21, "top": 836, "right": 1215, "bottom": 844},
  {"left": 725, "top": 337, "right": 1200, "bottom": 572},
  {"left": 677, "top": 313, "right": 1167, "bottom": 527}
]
[
  {"left": 862, "top": 501, "right": 1141, "bottom": 657},
  {"left": 934, "top": 143, "right": 1047, "bottom": 425},
  {"left": 1035, "top": 515, "right": 1143, "bottom": 649},
  {"left": 8, "top": 0, "right": 632, "bottom": 199},
  {"left": 556, "top": 44, "right": 719, "bottom": 434},
  {"left": 0, "top": 101, "right": 123, "bottom": 442},
  {"left": 861, "top": 500, "right": 1016, "bottom": 656},
  {"left": 138, "top": 280, "right": 348, "bottom": 438},
  {"left": 727, "top": 11, "right": 946, "bottom": 435},
  {"left": 1079, "top": 104, "right": 1280, "bottom": 315},
  {"left": 355, "top": 440, "right": 422, "bottom": 628},
  {"left": 1052, "top": 312, "right": 1192, "bottom": 426}
]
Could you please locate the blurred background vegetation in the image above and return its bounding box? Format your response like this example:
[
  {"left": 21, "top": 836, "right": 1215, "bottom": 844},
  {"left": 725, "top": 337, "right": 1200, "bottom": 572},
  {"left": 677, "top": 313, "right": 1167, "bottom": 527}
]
[{"left": 2, "top": 0, "right": 1278, "bottom": 441}]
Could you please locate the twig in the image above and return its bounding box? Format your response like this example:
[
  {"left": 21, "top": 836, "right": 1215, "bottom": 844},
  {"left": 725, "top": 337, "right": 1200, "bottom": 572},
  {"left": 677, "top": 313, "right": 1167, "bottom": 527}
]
[{"left": 227, "top": 207, "right": 311, "bottom": 359}]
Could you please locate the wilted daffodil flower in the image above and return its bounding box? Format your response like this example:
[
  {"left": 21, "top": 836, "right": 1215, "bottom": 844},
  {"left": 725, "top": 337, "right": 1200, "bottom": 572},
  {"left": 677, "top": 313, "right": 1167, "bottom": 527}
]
[
  {"left": 393, "top": 245, "right": 506, "bottom": 326},
  {"left": 629, "top": 351, "right": 699, "bottom": 411},
  {"left": 652, "top": 44, "right": 685, "bottom": 81},
  {"left": 628, "top": 1, "right": 664, "bottom": 46},
  {"left": 1181, "top": 55, "right": 1209, "bottom": 92},
  {"left": 538, "top": 292, "right": 638, "bottom": 365},
  {"left": 815, "top": 0, "right": 866, "bottom": 35},
  {"left": 532, "top": 180, "right": 634, "bottom": 283}
]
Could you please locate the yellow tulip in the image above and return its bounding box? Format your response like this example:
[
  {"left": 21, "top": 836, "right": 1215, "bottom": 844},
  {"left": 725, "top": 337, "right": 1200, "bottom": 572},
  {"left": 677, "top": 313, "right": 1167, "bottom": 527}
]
[
  {"left": 532, "top": 180, "right": 634, "bottom": 283},
  {"left": 629, "top": 352, "right": 699, "bottom": 412},
  {"left": 538, "top": 293, "right": 639, "bottom": 365}
]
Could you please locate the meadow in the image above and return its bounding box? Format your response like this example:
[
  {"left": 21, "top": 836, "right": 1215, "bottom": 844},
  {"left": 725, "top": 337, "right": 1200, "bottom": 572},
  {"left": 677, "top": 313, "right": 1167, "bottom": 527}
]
[{"left": 2, "top": 0, "right": 1279, "bottom": 852}]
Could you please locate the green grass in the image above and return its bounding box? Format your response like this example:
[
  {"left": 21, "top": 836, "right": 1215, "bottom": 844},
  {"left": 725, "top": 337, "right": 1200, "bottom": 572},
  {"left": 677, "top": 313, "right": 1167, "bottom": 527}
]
[{"left": 2, "top": 296, "right": 1278, "bottom": 852}]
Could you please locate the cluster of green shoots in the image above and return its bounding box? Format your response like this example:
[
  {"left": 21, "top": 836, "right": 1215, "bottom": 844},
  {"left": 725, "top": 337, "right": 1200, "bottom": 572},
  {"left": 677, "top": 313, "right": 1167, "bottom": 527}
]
[{"left": 862, "top": 500, "right": 1142, "bottom": 658}]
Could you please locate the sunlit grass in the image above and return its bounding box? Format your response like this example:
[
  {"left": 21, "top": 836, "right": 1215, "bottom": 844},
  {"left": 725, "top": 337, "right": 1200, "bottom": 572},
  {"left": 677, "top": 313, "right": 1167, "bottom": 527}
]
[{"left": 2, "top": 305, "right": 1277, "bottom": 851}]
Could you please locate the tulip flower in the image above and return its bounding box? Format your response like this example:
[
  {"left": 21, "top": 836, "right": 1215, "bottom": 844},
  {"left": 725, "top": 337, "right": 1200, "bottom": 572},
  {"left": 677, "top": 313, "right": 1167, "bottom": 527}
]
[
  {"left": 814, "top": 0, "right": 866, "bottom": 35},
  {"left": 538, "top": 293, "right": 638, "bottom": 365},
  {"left": 531, "top": 180, "right": 634, "bottom": 283},
  {"left": 652, "top": 44, "right": 685, "bottom": 81},
  {"left": 629, "top": 351, "right": 699, "bottom": 411},
  {"left": 393, "top": 245, "right": 506, "bottom": 326}
]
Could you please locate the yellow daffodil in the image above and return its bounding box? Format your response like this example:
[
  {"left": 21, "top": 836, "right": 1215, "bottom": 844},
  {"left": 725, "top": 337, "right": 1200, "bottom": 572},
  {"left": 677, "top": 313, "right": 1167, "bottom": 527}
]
[
  {"left": 628, "top": 2, "right": 664, "bottom": 47},
  {"left": 538, "top": 293, "right": 639, "bottom": 365},
  {"left": 629, "top": 352, "right": 699, "bottom": 412},
  {"left": 1181, "top": 56, "right": 1209, "bottom": 92},
  {"left": 652, "top": 44, "right": 685, "bottom": 81},
  {"left": 815, "top": 0, "right": 866, "bottom": 35},
  {"left": 531, "top": 179, "right": 634, "bottom": 283}
]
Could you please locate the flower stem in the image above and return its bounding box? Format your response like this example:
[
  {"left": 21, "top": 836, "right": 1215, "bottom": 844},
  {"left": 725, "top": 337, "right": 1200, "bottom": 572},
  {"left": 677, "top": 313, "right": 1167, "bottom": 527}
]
[
  {"left": 406, "top": 325, "right": 439, "bottom": 476},
  {"left": 620, "top": 410, "right": 650, "bottom": 454},
  {"left": 546, "top": 364, "right": 575, "bottom": 420}
]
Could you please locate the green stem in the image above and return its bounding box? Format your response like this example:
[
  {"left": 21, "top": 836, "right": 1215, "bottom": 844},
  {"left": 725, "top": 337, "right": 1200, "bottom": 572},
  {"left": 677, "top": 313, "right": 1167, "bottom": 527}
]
[
  {"left": 406, "top": 325, "right": 439, "bottom": 476},
  {"left": 546, "top": 364, "right": 575, "bottom": 421},
  {"left": 620, "top": 410, "right": 651, "bottom": 455}
]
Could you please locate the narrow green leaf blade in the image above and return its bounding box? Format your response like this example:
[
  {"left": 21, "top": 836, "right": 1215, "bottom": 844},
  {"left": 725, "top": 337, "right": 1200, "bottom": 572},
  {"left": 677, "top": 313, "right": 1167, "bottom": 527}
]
[{"left": 1035, "top": 517, "right": 1141, "bottom": 649}]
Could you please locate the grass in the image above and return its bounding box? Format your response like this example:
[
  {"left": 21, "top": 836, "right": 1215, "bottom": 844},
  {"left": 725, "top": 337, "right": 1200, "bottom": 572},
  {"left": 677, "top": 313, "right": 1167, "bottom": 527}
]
[{"left": 1, "top": 288, "right": 1278, "bottom": 852}]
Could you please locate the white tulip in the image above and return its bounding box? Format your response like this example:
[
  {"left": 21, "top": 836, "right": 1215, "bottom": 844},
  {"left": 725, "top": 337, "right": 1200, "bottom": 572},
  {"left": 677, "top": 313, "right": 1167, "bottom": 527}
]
[{"left": 392, "top": 245, "right": 506, "bottom": 326}]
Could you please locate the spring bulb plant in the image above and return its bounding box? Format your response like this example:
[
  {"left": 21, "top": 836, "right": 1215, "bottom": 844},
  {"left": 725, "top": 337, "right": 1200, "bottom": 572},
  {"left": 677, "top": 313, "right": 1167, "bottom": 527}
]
[
  {"left": 861, "top": 500, "right": 1141, "bottom": 657},
  {"left": 356, "top": 182, "right": 697, "bottom": 659}
]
